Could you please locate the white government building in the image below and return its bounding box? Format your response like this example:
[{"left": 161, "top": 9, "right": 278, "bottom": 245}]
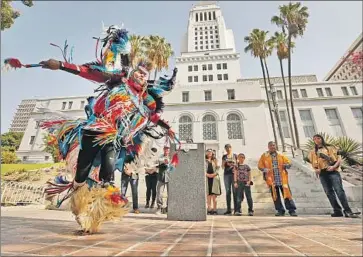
[{"left": 14, "top": 2, "right": 363, "bottom": 163}]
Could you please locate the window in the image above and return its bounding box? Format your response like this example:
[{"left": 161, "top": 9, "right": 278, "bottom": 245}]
[
  {"left": 216, "top": 45, "right": 220, "bottom": 48},
  {"left": 202, "top": 65, "right": 207, "bottom": 71},
  {"left": 208, "top": 75, "right": 213, "bottom": 81},
  {"left": 29, "top": 136, "right": 35, "bottom": 145},
  {"left": 277, "top": 90, "right": 283, "bottom": 100},
  {"left": 208, "top": 64, "right": 212, "bottom": 70},
  {"left": 188, "top": 66, "right": 193, "bottom": 72},
  {"left": 211, "top": 45, "right": 214, "bottom": 49},
  {"left": 45, "top": 156, "right": 50, "bottom": 161},
  {"left": 351, "top": 107, "right": 363, "bottom": 128},
  {"left": 182, "top": 92, "right": 189, "bottom": 103},
  {"left": 222, "top": 63, "right": 227, "bottom": 69},
  {"left": 217, "top": 64, "right": 221, "bottom": 70},
  {"left": 203, "top": 75, "right": 208, "bottom": 82},
  {"left": 188, "top": 76, "right": 193, "bottom": 83},
  {"left": 227, "top": 89, "right": 235, "bottom": 100},
  {"left": 179, "top": 116, "right": 193, "bottom": 141},
  {"left": 350, "top": 86, "right": 358, "bottom": 95},
  {"left": 195, "top": 32, "right": 197, "bottom": 36},
  {"left": 194, "top": 76, "right": 198, "bottom": 82},
  {"left": 316, "top": 88, "right": 324, "bottom": 97},
  {"left": 208, "top": 12, "right": 211, "bottom": 20},
  {"left": 23, "top": 156, "right": 28, "bottom": 161},
  {"left": 213, "top": 11, "right": 216, "bottom": 20},
  {"left": 300, "top": 89, "right": 308, "bottom": 98},
  {"left": 299, "top": 110, "right": 316, "bottom": 138},
  {"left": 217, "top": 74, "right": 222, "bottom": 81},
  {"left": 325, "top": 109, "right": 345, "bottom": 136},
  {"left": 292, "top": 89, "right": 299, "bottom": 98},
  {"left": 35, "top": 121, "right": 40, "bottom": 129},
  {"left": 227, "top": 113, "right": 243, "bottom": 140},
  {"left": 80, "top": 101, "right": 85, "bottom": 109},
  {"left": 195, "top": 14, "right": 198, "bottom": 22},
  {"left": 195, "top": 46, "right": 198, "bottom": 50},
  {"left": 279, "top": 110, "right": 291, "bottom": 138},
  {"left": 61, "top": 102, "right": 66, "bottom": 110},
  {"left": 206, "top": 45, "right": 209, "bottom": 49},
  {"left": 341, "top": 86, "right": 349, "bottom": 96},
  {"left": 325, "top": 88, "right": 333, "bottom": 97},
  {"left": 223, "top": 74, "right": 228, "bottom": 80},
  {"left": 202, "top": 114, "right": 217, "bottom": 140},
  {"left": 194, "top": 65, "right": 198, "bottom": 71},
  {"left": 204, "top": 90, "right": 212, "bottom": 101},
  {"left": 205, "top": 31, "right": 208, "bottom": 34},
  {"left": 68, "top": 101, "right": 73, "bottom": 109}
]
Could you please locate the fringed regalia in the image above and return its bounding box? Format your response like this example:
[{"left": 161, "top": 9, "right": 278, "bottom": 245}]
[{"left": 4, "top": 24, "right": 180, "bottom": 234}]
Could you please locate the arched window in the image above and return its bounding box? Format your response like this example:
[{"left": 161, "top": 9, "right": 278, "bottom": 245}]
[
  {"left": 204, "top": 12, "right": 207, "bottom": 21},
  {"left": 195, "top": 13, "right": 198, "bottom": 22},
  {"left": 227, "top": 113, "right": 243, "bottom": 139},
  {"left": 200, "top": 13, "right": 203, "bottom": 21},
  {"left": 203, "top": 114, "right": 217, "bottom": 140},
  {"left": 179, "top": 116, "right": 193, "bottom": 141}
]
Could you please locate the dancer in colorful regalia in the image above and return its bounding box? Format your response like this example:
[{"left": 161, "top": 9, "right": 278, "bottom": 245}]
[{"left": 4, "top": 24, "right": 180, "bottom": 234}]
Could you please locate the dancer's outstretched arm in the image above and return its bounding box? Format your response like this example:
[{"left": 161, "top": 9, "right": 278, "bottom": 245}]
[{"left": 39, "top": 59, "right": 126, "bottom": 84}]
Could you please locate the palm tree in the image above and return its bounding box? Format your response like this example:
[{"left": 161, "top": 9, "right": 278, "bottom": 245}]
[
  {"left": 263, "top": 42, "right": 286, "bottom": 152},
  {"left": 271, "top": 2, "right": 309, "bottom": 149},
  {"left": 129, "top": 35, "right": 148, "bottom": 69},
  {"left": 244, "top": 29, "right": 279, "bottom": 149},
  {"left": 145, "top": 36, "right": 175, "bottom": 80},
  {"left": 268, "top": 32, "right": 296, "bottom": 149}
]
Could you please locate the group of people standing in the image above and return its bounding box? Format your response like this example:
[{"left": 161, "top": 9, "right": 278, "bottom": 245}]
[
  {"left": 121, "top": 146, "right": 172, "bottom": 215},
  {"left": 205, "top": 138, "right": 360, "bottom": 218},
  {"left": 205, "top": 144, "right": 254, "bottom": 216}
]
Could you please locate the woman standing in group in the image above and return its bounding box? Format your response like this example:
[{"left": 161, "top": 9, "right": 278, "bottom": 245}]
[{"left": 206, "top": 149, "right": 221, "bottom": 215}]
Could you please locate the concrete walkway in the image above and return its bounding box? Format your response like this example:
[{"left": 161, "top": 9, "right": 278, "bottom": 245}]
[{"left": 1, "top": 207, "right": 362, "bottom": 256}]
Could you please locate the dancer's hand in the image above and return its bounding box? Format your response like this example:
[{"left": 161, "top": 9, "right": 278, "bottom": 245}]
[
  {"left": 234, "top": 182, "right": 238, "bottom": 189},
  {"left": 172, "top": 68, "right": 178, "bottom": 77},
  {"left": 39, "top": 59, "right": 60, "bottom": 70}
]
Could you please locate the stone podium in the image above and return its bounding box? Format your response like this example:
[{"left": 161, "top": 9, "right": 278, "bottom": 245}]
[{"left": 167, "top": 143, "right": 206, "bottom": 221}]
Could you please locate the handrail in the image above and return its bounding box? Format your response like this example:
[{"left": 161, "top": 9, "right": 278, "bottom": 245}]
[{"left": 283, "top": 142, "right": 311, "bottom": 164}]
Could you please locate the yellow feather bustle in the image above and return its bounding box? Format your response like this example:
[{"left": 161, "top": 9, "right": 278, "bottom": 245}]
[{"left": 70, "top": 184, "right": 129, "bottom": 234}]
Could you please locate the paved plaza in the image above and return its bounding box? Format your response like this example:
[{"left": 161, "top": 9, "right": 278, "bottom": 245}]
[{"left": 1, "top": 206, "right": 362, "bottom": 256}]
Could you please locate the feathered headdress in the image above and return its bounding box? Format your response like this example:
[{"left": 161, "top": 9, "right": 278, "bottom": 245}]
[{"left": 90, "top": 23, "right": 131, "bottom": 73}]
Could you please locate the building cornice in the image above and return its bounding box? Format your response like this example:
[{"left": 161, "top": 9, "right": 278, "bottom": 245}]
[
  {"left": 277, "top": 95, "right": 362, "bottom": 102},
  {"left": 165, "top": 99, "right": 264, "bottom": 106},
  {"left": 176, "top": 52, "right": 239, "bottom": 63},
  {"left": 260, "top": 79, "right": 362, "bottom": 88}
]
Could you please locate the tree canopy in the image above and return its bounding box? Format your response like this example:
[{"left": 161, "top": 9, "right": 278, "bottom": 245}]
[{"left": 1, "top": 0, "right": 34, "bottom": 31}]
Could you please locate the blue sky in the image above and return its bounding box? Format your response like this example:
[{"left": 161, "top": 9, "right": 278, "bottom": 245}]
[{"left": 1, "top": 1, "right": 362, "bottom": 132}]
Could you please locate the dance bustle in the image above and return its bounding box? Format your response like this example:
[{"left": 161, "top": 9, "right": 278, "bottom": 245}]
[{"left": 70, "top": 185, "right": 129, "bottom": 234}]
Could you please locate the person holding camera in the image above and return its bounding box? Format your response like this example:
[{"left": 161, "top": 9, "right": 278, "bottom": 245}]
[
  {"left": 234, "top": 153, "right": 254, "bottom": 216},
  {"left": 222, "top": 144, "right": 238, "bottom": 215},
  {"left": 308, "top": 134, "right": 359, "bottom": 218}
]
